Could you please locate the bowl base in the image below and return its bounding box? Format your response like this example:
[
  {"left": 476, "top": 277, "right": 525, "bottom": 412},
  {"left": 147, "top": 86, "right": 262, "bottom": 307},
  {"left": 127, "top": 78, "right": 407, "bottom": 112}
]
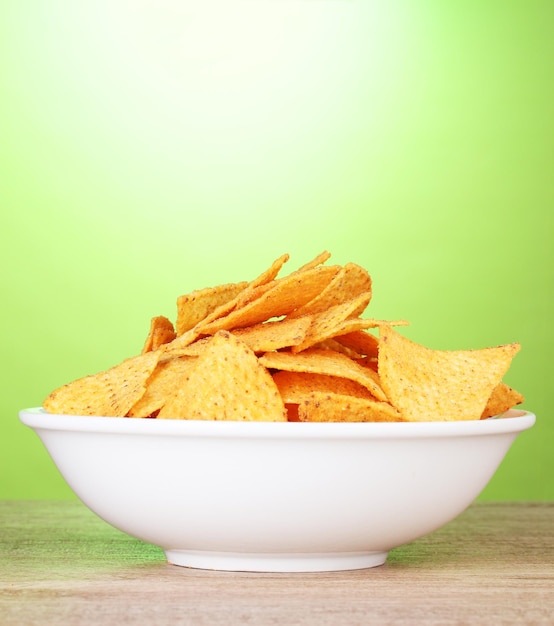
[{"left": 164, "top": 549, "right": 388, "bottom": 572}]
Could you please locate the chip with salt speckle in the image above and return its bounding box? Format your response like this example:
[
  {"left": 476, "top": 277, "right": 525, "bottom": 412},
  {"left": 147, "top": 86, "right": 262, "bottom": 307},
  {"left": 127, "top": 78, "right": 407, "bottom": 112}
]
[
  {"left": 127, "top": 356, "right": 198, "bottom": 417},
  {"left": 259, "top": 347, "right": 387, "bottom": 402},
  {"left": 157, "top": 331, "right": 287, "bottom": 421},
  {"left": 42, "top": 351, "right": 161, "bottom": 417},
  {"left": 297, "top": 391, "right": 404, "bottom": 423},
  {"left": 41, "top": 251, "right": 525, "bottom": 423},
  {"left": 141, "top": 316, "right": 176, "bottom": 354},
  {"left": 481, "top": 382, "right": 524, "bottom": 419},
  {"left": 378, "top": 325, "right": 521, "bottom": 422}
]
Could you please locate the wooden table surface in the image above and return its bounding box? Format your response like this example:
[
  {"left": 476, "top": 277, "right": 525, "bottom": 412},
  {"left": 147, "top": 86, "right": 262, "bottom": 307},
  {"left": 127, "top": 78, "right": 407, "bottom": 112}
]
[{"left": 1, "top": 500, "right": 552, "bottom": 625}]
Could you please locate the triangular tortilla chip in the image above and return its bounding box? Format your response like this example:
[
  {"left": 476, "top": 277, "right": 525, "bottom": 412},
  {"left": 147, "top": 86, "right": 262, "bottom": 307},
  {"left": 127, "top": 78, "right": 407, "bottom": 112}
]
[
  {"left": 292, "top": 250, "right": 331, "bottom": 274},
  {"left": 272, "top": 370, "right": 375, "bottom": 403},
  {"left": 259, "top": 347, "right": 387, "bottom": 401},
  {"left": 297, "top": 392, "right": 404, "bottom": 423},
  {"left": 200, "top": 265, "right": 340, "bottom": 334},
  {"left": 481, "top": 382, "right": 524, "bottom": 419},
  {"left": 290, "top": 293, "right": 372, "bottom": 353},
  {"left": 378, "top": 325, "right": 521, "bottom": 422},
  {"left": 333, "top": 330, "right": 380, "bottom": 358},
  {"left": 175, "top": 282, "right": 248, "bottom": 336},
  {"left": 231, "top": 317, "right": 312, "bottom": 353},
  {"left": 157, "top": 331, "right": 287, "bottom": 421},
  {"left": 141, "top": 316, "right": 177, "bottom": 354},
  {"left": 207, "top": 253, "right": 290, "bottom": 313},
  {"left": 287, "top": 262, "right": 372, "bottom": 319},
  {"left": 42, "top": 351, "right": 161, "bottom": 417},
  {"left": 127, "top": 356, "right": 198, "bottom": 417}
]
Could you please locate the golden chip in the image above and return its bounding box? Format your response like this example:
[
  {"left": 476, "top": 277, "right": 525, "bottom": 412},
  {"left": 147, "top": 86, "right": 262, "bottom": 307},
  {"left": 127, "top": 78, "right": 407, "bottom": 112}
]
[
  {"left": 319, "top": 318, "right": 409, "bottom": 350},
  {"left": 259, "top": 347, "right": 387, "bottom": 401},
  {"left": 165, "top": 336, "right": 211, "bottom": 358},
  {"left": 297, "top": 392, "right": 404, "bottom": 423},
  {"left": 272, "top": 370, "right": 375, "bottom": 403},
  {"left": 224, "top": 253, "right": 290, "bottom": 309},
  {"left": 170, "top": 318, "right": 312, "bottom": 356},
  {"left": 174, "top": 253, "right": 289, "bottom": 338},
  {"left": 232, "top": 250, "right": 331, "bottom": 313},
  {"left": 42, "top": 251, "right": 524, "bottom": 424},
  {"left": 481, "top": 382, "right": 524, "bottom": 419},
  {"left": 200, "top": 265, "right": 340, "bottom": 334},
  {"left": 292, "top": 250, "right": 331, "bottom": 273},
  {"left": 290, "top": 293, "right": 372, "bottom": 353},
  {"left": 245, "top": 252, "right": 290, "bottom": 290},
  {"left": 288, "top": 262, "right": 372, "bottom": 319},
  {"left": 128, "top": 356, "right": 198, "bottom": 417},
  {"left": 157, "top": 331, "right": 287, "bottom": 421},
  {"left": 43, "top": 351, "right": 161, "bottom": 417},
  {"left": 231, "top": 317, "right": 312, "bottom": 353},
  {"left": 353, "top": 356, "right": 378, "bottom": 373},
  {"left": 312, "top": 338, "right": 364, "bottom": 359},
  {"left": 378, "top": 325, "right": 521, "bottom": 422},
  {"left": 141, "top": 315, "right": 177, "bottom": 354},
  {"left": 175, "top": 282, "right": 248, "bottom": 336},
  {"left": 333, "top": 330, "right": 379, "bottom": 358}
]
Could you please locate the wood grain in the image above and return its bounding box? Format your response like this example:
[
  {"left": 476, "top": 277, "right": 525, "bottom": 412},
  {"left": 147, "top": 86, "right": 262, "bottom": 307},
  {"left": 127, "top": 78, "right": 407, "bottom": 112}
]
[{"left": 1, "top": 501, "right": 553, "bottom": 625}]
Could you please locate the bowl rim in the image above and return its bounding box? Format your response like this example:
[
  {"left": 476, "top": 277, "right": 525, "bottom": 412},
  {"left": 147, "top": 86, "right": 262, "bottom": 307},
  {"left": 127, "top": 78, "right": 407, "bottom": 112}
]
[{"left": 19, "top": 407, "right": 536, "bottom": 440}]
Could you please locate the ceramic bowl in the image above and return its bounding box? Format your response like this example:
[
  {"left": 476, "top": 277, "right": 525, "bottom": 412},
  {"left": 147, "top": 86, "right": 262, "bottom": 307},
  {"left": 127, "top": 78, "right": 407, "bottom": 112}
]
[{"left": 19, "top": 408, "right": 535, "bottom": 572}]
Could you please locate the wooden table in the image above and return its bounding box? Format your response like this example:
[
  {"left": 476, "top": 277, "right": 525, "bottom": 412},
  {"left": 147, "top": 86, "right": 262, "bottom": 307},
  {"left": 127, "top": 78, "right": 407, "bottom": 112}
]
[{"left": 1, "top": 501, "right": 552, "bottom": 625}]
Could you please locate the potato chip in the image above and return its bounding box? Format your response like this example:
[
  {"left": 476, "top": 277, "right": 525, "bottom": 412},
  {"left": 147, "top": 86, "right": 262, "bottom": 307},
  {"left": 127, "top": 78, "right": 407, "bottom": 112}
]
[
  {"left": 175, "top": 282, "right": 248, "bottom": 336},
  {"left": 288, "top": 262, "right": 372, "bottom": 319},
  {"left": 297, "top": 392, "right": 404, "bottom": 423},
  {"left": 141, "top": 316, "right": 177, "bottom": 354},
  {"left": 259, "top": 348, "right": 387, "bottom": 401},
  {"left": 378, "top": 325, "right": 521, "bottom": 422},
  {"left": 43, "top": 351, "right": 161, "bottom": 417},
  {"left": 128, "top": 356, "right": 198, "bottom": 417},
  {"left": 481, "top": 382, "right": 524, "bottom": 419},
  {"left": 157, "top": 331, "right": 287, "bottom": 421}
]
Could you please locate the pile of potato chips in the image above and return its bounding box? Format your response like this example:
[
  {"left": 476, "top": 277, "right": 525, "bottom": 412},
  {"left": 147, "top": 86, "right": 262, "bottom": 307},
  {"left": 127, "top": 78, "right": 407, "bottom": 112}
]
[{"left": 43, "top": 252, "right": 524, "bottom": 422}]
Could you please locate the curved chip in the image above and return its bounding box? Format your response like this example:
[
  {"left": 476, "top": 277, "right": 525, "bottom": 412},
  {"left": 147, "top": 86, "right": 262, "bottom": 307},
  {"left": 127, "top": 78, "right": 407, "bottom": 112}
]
[
  {"left": 259, "top": 348, "right": 387, "bottom": 401},
  {"left": 141, "top": 316, "right": 177, "bottom": 353}
]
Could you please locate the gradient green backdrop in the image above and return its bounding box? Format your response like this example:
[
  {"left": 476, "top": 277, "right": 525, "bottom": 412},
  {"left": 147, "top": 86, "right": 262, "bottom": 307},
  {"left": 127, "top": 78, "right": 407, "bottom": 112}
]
[{"left": 1, "top": 0, "right": 552, "bottom": 500}]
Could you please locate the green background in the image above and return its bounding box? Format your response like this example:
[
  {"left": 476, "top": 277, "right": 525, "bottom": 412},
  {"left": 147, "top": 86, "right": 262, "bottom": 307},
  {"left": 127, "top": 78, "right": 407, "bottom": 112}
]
[{"left": 1, "top": 0, "right": 552, "bottom": 500}]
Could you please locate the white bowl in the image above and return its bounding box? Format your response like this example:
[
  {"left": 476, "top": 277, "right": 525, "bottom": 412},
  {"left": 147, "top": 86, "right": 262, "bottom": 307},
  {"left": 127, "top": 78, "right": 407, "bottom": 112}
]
[{"left": 19, "top": 408, "right": 535, "bottom": 572}]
